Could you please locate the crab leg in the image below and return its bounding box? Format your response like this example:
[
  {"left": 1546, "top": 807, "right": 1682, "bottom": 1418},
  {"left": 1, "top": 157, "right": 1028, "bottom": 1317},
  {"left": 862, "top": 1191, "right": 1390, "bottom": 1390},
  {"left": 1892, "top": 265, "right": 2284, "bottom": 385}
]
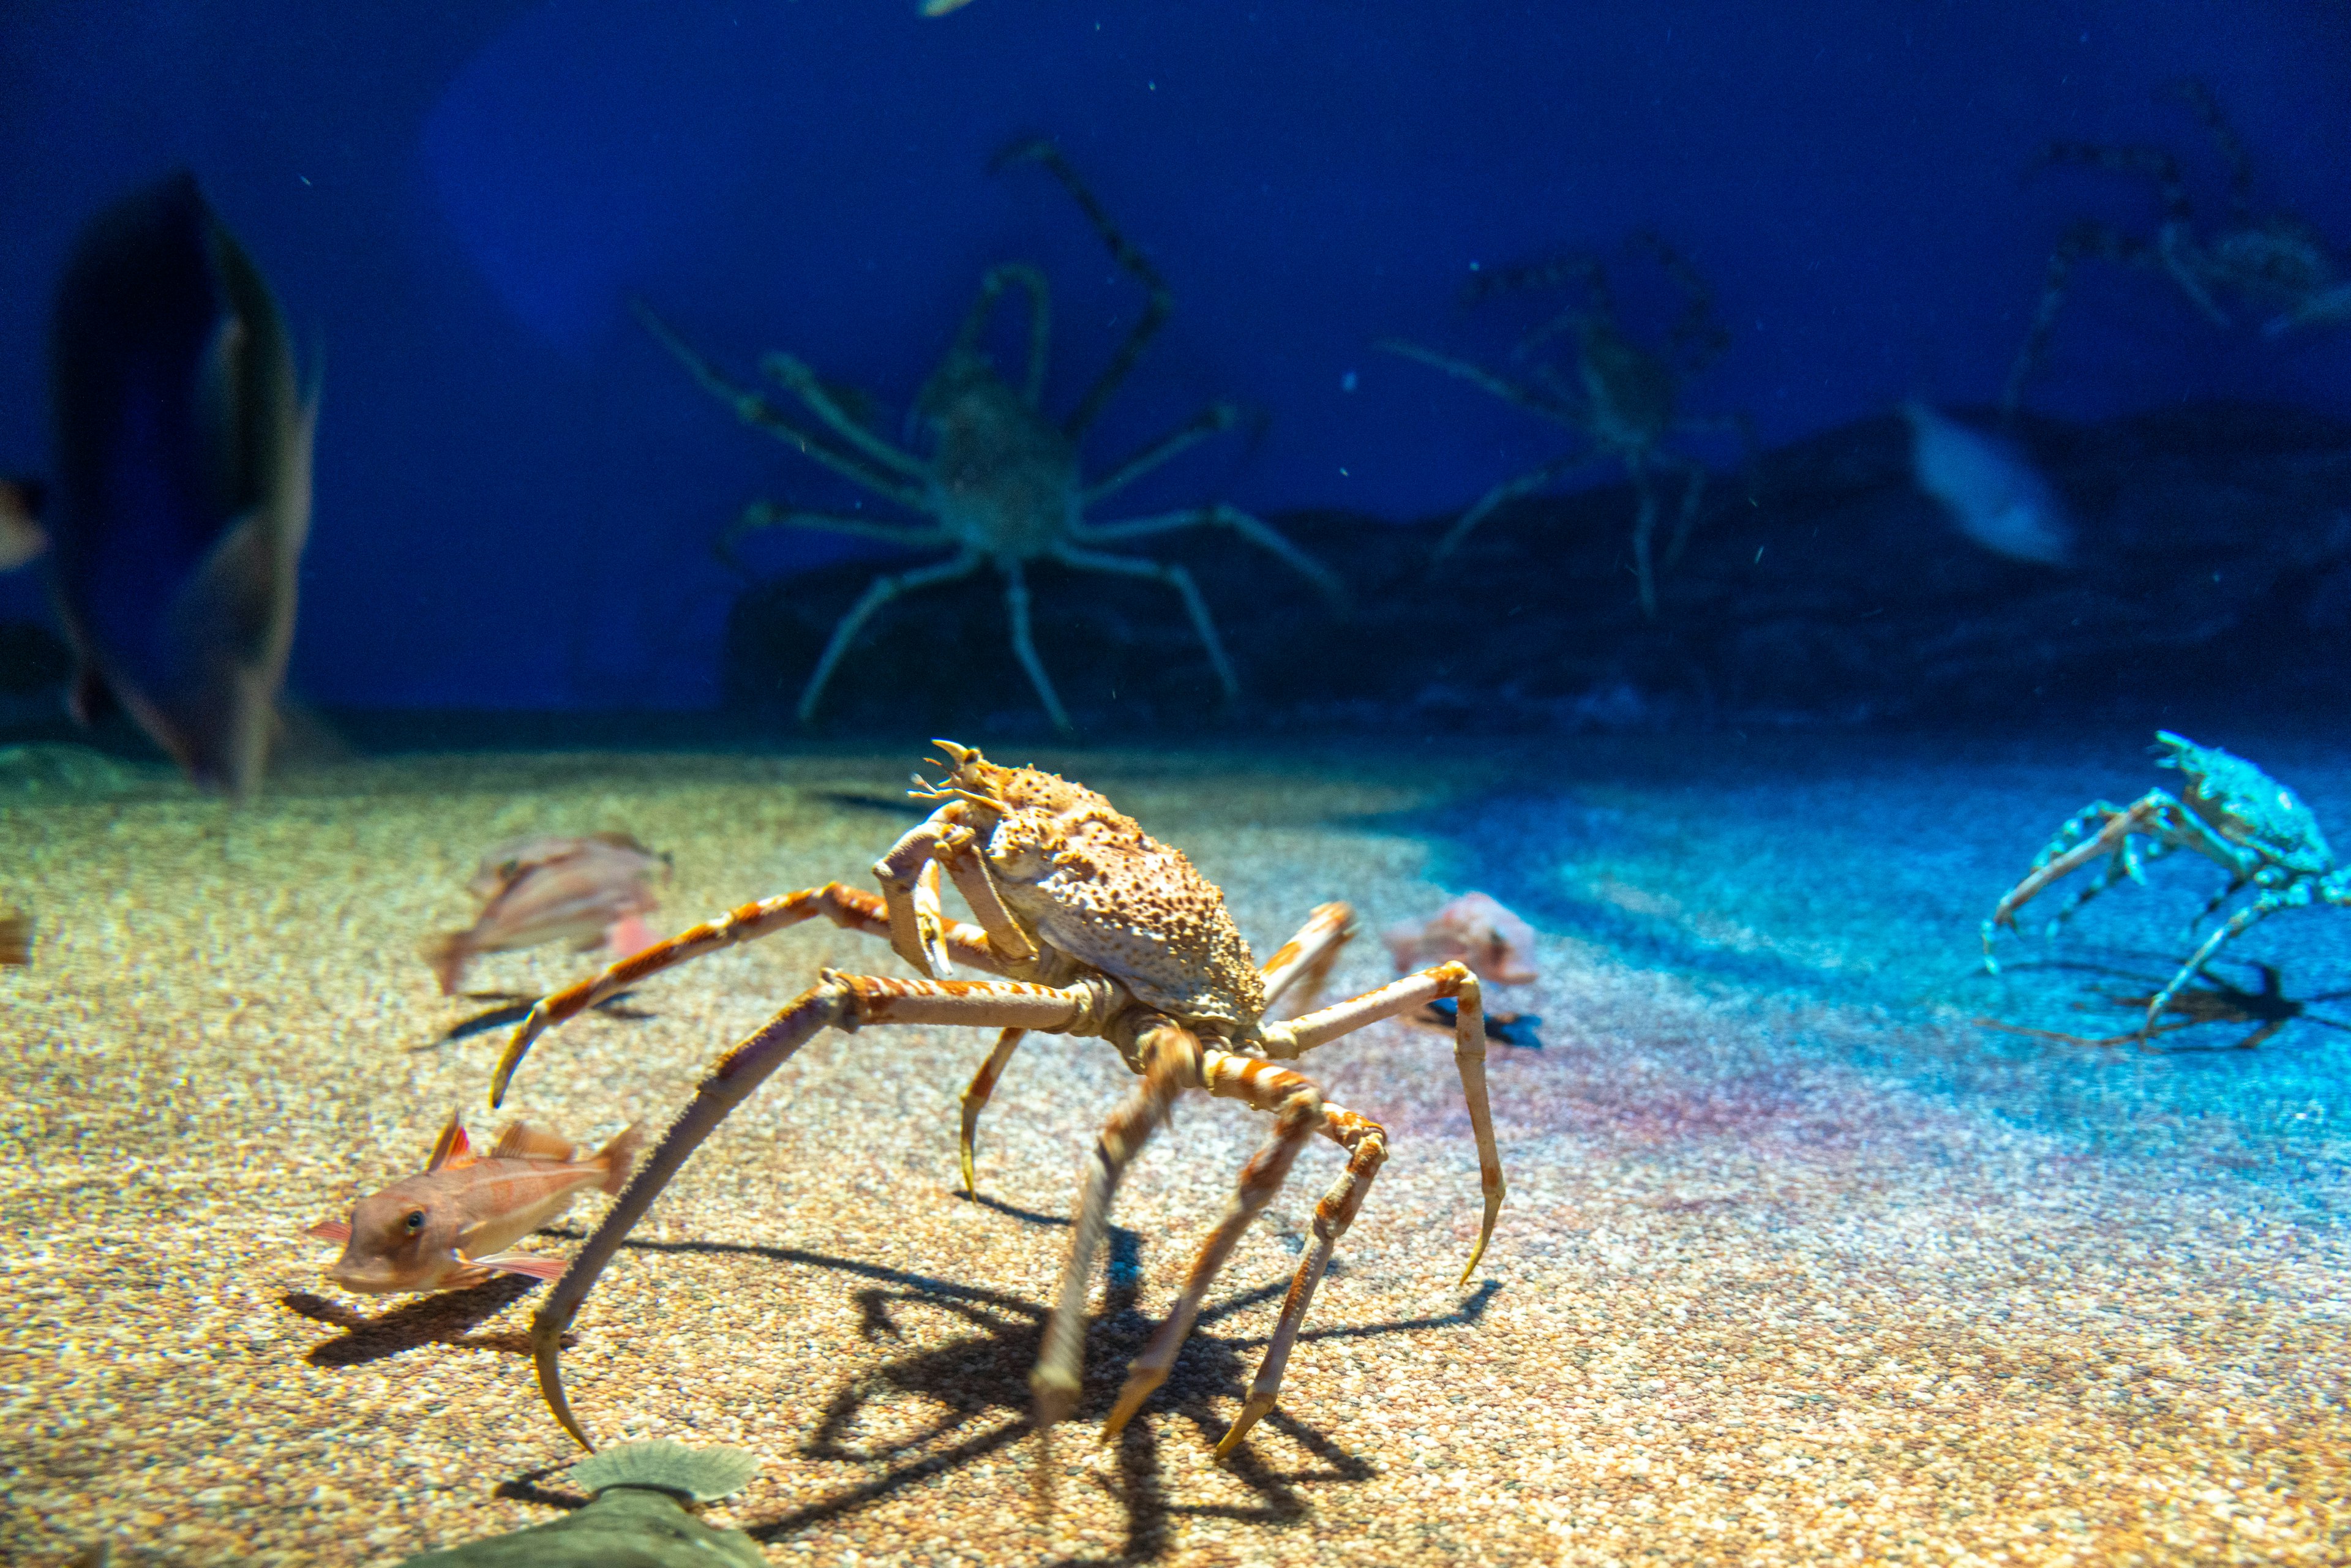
[
  {"left": 760, "top": 351, "right": 933, "bottom": 480},
  {"left": 718, "top": 502, "right": 950, "bottom": 570},
  {"left": 1001, "top": 559, "right": 1073, "bottom": 733},
  {"left": 1981, "top": 791, "right": 2246, "bottom": 967},
  {"left": 489, "top": 883, "right": 999, "bottom": 1108},
  {"left": 525, "top": 972, "right": 1119, "bottom": 1450},
  {"left": 1258, "top": 901, "right": 1356, "bottom": 1016},
  {"left": 1032, "top": 1019, "right": 1205, "bottom": 1432},
  {"left": 1049, "top": 545, "right": 1238, "bottom": 703},
  {"left": 957, "top": 1026, "right": 1027, "bottom": 1196},
  {"left": 1070, "top": 505, "right": 1351, "bottom": 612},
  {"left": 801, "top": 551, "right": 985, "bottom": 725},
  {"left": 1218, "top": 1103, "right": 1389, "bottom": 1457},
  {"left": 1081, "top": 403, "right": 1240, "bottom": 505},
  {"left": 1263, "top": 961, "right": 1502, "bottom": 1284},
  {"left": 962, "top": 906, "right": 1355, "bottom": 1198},
  {"left": 1428, "top": 450, "right": 1605, "bottom": 560},
  {"left": 2143, "top": 889, "right": 2308, "bottom": 1033},
  {"left": 634, "top": 301, "right": 929, "bottom": 508},
  {"left": 1101, "top": 1051, "right": 1327, "bottom": 1441}
]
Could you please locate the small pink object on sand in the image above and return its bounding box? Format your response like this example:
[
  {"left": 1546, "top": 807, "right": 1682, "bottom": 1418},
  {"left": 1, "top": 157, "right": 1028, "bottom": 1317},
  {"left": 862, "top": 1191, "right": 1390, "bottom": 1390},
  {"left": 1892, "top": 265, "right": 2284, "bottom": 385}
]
[{"left": 1382, "top": 891, "right": 1539, "bottom": 985}]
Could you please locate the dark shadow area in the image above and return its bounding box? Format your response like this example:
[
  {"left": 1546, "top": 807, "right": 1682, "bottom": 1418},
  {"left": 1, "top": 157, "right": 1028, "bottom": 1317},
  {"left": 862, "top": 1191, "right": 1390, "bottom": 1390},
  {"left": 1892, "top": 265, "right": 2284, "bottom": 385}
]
[
  {"left": 517, "top": 1214, "right": 1497, "bottom": 1562},
  {"left": 1975, "top": 955, "right": 2351, "bottom": 1052},
  {"left": 422, "top": 990, "right": 648, "bottom": 1048},
  {"left": 491, "top": 1465, "right": 590, "bottom": 1512},
  {"left": 282, "top": 1274, "right": 569, "bottom": 1365}
]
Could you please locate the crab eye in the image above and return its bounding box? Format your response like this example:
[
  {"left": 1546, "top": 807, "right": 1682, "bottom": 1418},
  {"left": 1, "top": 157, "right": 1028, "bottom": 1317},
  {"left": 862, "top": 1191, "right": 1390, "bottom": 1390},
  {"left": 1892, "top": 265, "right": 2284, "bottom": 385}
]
[{"left": 402, "top": 1209, "right": 427, "bottom": 1234}]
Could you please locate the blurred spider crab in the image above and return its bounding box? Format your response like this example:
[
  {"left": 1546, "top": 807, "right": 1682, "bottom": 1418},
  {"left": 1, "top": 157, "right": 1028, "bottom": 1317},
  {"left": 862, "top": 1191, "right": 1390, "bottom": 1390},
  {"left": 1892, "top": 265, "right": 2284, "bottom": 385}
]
[
  {"left": 1379, "top": 229, "right": 1754, "bottom": 618},
  {"left": 2003, "top": 79, "right": 2351, "bottom": 417},
  {"left": 1982, "top": 731, "right": 2350, "bottom": 1036},
  {"left": 488, "top": 742, "right": 1505, "bottom": 1466},
  {"left": 639, "top": 140, "right": 1344, "bottom": 733}
]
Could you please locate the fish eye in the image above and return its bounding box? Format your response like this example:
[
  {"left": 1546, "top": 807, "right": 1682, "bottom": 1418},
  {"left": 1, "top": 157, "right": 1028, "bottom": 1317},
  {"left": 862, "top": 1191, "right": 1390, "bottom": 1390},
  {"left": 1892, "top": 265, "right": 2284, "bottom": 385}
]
[{"left": 402, "top": 1209, "right": 427, "bottom": 1234}]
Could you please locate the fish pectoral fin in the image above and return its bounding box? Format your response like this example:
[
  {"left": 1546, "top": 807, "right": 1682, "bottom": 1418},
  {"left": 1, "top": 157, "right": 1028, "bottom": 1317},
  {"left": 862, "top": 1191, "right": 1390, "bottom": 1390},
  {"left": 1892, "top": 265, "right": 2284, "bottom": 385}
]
[
  {"left": 467, "top": 1250, "right": 568, "bottom": 1281},
  {"left": 489, "top": 1122, "right": 579, "bottom": 1162},
  {"left": 306, "top": 1219, "right": 351, "bottom": 1243}
]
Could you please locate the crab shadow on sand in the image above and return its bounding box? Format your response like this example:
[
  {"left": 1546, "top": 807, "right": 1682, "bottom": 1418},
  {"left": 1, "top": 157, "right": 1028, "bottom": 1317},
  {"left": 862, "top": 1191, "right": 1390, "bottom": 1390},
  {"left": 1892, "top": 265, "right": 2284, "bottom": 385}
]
[
  {"left": 282, "top": 1274, "right": 561, "bottom": 1367},
  {"left": 512, "top": 1194, "right": 1499, "bottom": 1563}
]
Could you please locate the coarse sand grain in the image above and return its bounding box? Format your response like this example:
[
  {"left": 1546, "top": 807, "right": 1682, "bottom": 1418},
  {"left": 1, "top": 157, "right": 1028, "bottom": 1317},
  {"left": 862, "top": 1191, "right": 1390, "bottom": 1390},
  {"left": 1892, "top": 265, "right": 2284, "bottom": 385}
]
[{"left": 3, "top": 736, "right": 2347, "bottom": 1566}]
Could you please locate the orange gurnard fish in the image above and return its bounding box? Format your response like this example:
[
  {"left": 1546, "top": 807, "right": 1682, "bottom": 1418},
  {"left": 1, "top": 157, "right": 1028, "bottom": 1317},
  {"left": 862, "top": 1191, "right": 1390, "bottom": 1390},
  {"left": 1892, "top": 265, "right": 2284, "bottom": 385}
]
[
  {"left": 307, "top": 1112, "right": 640, "bottom": 1293},
  {"left": 426, "top": 831, "right": 668, "bottom": 994}
]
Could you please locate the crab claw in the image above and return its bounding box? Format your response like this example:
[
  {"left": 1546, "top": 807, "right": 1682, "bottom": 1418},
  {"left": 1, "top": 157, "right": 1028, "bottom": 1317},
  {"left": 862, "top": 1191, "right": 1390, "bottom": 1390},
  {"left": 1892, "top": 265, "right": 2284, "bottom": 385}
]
[{"left": 914, "top": 859, "right": 956, "bottom": 979}]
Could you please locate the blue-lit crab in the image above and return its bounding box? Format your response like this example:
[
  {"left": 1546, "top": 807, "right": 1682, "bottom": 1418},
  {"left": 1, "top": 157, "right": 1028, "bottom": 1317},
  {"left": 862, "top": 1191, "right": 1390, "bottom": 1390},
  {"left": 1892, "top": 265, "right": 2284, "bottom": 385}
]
[{"left": 1982, "top": 732, "right": 2350, "bottom": 1036}]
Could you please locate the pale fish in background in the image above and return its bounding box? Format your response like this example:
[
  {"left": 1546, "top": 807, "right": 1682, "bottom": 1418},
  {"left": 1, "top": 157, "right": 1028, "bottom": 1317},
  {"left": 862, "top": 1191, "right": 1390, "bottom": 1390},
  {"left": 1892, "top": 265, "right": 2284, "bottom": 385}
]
[
  {"left": 307, "top": 1112, "right": 642, "bottom": 1294},
  {"left": 0, "top": 480, "right": 44, "bottom": 572},
  {"left": 1901, "top": 399, "right": 2074, "bottom": 566},
  {"left": 1383, "top": 890, "right": 1540, "bottom": 985},
  {"left": 919, "top": 0, "right": 981, "bottom": 13},
  {"left": 427, "top": 831, "right": 670, "bottom": 994},
  {"left": 47, "top": 171, "right": 318, "bottom": 799}
]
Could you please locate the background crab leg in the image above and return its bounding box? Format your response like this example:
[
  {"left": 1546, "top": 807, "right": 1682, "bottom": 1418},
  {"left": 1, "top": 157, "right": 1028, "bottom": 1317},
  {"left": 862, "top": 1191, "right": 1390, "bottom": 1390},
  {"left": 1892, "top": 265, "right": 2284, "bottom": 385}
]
[
  {"left": 1081, "top": 403, "right": 1240, "bottom": 505},
  {"left": 1427, "top": 451, "right": 1604, "bottom": 559},
  {"left": 526, "top": 971, "right": 1115, "bottom": 1450},
  {"left": 634, "top": 301, "right": 929, "bottom": 508},
  {"left": 1000, "top": 558, "right": 1073, "bottom": 732},
  {"left": 1217, "top": 1103, "right": 1390, "bottom": 1457},
  {"left": 718, "top": 502, "right": 950, "bottom": 573},
  {"left": 1071, "top": 504, "right": 1351, "bottom": 610},
  {"left": 1265, "top": 961, "right": 1502, "bottom": 1283},
  {"left": 802, "top": 551, "right": 986, "bottom": 724},
  {"left": 490, "top": 883, "right": 1000, "bottom": 1106},
  {"left": 990, "top": 138, "right": 1172, "bottom": 438},
  {"left": 1101, "top": 1051, "right": 1326, "bottom": 1439},
  {"left": 1048, "top": 545, "right": 1237, "bottom": 703},
  {"left": 1032, "top": 1019, "right": 1205, "bottom": 1431}
]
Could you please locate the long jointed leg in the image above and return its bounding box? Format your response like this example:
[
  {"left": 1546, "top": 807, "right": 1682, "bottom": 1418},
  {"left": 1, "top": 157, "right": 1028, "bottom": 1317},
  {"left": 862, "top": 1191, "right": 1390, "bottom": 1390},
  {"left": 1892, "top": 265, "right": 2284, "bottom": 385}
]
[
  {"left": 958, "top": 1027, "right": 1027, "bottom": 1196},
  {"left": 491, "top": 883, "right": 999, "bottom": 1108},
  {"left": 1218, "top": 1104, "right": 1388, "bottom": 1457},
  {"left": 525, "top": 972, "right": 1117, "bottom": 1449},
  {"left": 1102, "top": 1052, "right": 1326, "bottom": 1439},
  {"left": 1258, "top": 902, "right": 1356, "bottom": 1016},
  {"left": 989, "top": 138, "right": 1173, "bottom": 440},
  {"left": 964, "top": 904, "right": 1357, "bottom": 1197},
  {"left": 1051, "top": 544, "right": 1237, "bottom": 704},
  {"left": 1032, "top": 1020, "right": 1205, "bottom": 1433},
  {"left": 803, "top": 552, "right": 986, "bottom": 726},
  {"left": 999, "top": 558, "right": 1073, "bottom": 733},
  {"left": 1264, "top": 960, "right": 1503, "bottom": 1283}
]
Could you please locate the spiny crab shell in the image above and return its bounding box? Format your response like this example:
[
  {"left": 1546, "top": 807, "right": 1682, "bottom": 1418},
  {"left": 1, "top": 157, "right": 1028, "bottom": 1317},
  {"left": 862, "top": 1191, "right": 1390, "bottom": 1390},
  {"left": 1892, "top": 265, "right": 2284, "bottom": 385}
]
[
  {"left": 2158, "top": 730, "right": 2336, "bottom": 877},
  {"left": 923, "top": 743, "right": 1269, "bottom": 1031}
]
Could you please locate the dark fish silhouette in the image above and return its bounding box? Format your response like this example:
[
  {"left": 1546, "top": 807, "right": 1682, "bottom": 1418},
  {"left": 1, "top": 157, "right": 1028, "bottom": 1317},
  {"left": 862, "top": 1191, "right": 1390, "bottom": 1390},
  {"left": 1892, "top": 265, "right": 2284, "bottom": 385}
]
[{"left": 47, "top": 171, "right": 317, "bottom": 798}]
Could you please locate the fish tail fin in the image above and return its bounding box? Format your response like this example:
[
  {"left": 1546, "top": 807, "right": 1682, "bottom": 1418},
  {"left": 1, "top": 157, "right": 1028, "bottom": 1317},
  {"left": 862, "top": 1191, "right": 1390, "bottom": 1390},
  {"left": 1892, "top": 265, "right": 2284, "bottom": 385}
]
[
  {"left": 598, "top": 1121, "right": 646, "bottom": 1195},
  {"left": 421, "top": 932, "right": 470, "bottom": 996}
]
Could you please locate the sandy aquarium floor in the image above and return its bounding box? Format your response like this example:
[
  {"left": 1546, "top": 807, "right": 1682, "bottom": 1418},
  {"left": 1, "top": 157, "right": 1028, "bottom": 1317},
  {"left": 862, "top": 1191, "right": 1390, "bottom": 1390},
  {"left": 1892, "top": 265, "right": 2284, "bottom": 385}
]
[{"left": 2, "top": 731, "right": 2348, "bottom": 1567}]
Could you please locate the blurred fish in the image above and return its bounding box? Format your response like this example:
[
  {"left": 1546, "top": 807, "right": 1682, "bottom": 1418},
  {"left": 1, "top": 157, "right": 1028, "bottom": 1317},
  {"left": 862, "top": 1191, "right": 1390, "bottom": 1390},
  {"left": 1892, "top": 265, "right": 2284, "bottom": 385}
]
[
  {"left": 1902, "top": 400, "right": 2072, "bottom": 566},
  {"left": 0, "top": 481, "right": 45, "bottom": 572},
  {"left": 427, "top": 831, "right": 669, "bottom": 995},
  {"left": 1384, "top": 890, "right": 1540, "bottom": 986},
  {"left": 918, "top": 0, "right": 981, "bottom": 13},
  {"left": 0, "top": 910, "right": 29, "bottom": 966},
  {"left": 47, "top": 171, "right": 317, "bottom": 798},
  {"left": 307, "top": 1112, "right": 641, "bottom": 1294}
]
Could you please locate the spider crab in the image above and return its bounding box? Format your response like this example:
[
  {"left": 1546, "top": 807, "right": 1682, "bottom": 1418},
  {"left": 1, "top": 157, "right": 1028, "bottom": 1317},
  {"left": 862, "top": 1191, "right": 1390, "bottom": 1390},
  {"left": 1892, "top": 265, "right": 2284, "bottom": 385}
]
[
  {"left": 1379, "top": 229, "right": 1753, "bottom": 619},
  {"left": 1982, "top": 732, "right": 2350, "bottom": 1036},
  {"left": 487, "top": 742, "right": 1506, "bottom": 1463},
  {"left": 639, "top": 140, "right": 1344, "bottom": 733},
  {"left": 2003, "top": 79, "right": 2351, "bottom": 418}
]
